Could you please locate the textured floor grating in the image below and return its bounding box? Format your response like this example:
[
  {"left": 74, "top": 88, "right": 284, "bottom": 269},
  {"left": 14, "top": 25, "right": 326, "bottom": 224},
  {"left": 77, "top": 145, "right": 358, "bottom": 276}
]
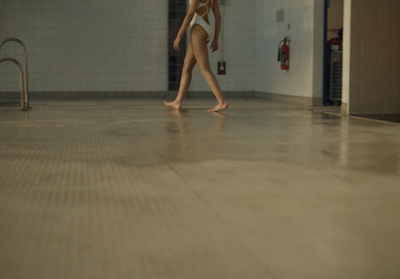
[{"left": 1, "top": 99, "right": 399, "bottom": 279}]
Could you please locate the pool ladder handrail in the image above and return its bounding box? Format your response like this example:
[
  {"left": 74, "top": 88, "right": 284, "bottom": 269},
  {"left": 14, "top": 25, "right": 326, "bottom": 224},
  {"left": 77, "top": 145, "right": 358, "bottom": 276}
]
[
  {"left": 0, "top": 57, "right": 27, "bottom": 110},
  {"left": 0, "top": 37, "right": 30, "bottom": 111}
]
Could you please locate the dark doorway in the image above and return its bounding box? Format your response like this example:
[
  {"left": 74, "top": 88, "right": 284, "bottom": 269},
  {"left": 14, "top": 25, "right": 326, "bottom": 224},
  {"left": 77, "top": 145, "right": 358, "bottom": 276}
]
[{"left": 323, "top": 0, "right": 344, "bottom": 106}]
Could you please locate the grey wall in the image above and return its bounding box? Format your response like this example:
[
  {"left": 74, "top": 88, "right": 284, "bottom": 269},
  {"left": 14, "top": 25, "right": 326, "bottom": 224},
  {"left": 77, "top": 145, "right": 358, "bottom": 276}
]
[
  {"left": 254, "top": 0, "right": 324, "bottom": 105},
  {"left": 0, "top": 0, "right": 329, "bottom": 103},
  {"left": 0, "top": 0, "right": 257, "bottom": 95},
  {"left": 0, "top": 0, "right": 168, "bottom": 94}
]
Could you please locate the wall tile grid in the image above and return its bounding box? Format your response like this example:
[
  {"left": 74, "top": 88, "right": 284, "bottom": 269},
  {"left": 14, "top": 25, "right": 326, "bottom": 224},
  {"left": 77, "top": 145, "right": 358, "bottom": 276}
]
[
  {"left": 168, "top": 0, "right": 187, "bottom": 91},
  {"left": 0, "top": 0, "right": 168, "bottom": 93},
  {"left": 188, "top": 0, "right": 256, "bottom": 93},
  {"left": 0, "top": 2, "right": 19, "bottom": 93},
  {"left": 254, "top": 0, "right": 320, "bottom": 99},
  {"left": 1, "top": 0, "right": 327, "bottom": 100}
]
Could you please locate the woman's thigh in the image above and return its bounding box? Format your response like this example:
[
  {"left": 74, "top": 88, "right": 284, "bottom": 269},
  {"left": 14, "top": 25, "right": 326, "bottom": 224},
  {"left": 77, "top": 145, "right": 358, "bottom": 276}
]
[{"left": 190, "top": 25, "right": 211, "bottom": 72}]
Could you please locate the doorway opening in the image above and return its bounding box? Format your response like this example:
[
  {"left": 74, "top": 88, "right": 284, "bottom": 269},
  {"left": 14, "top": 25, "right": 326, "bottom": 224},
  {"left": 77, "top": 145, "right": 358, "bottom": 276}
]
[{"left": 323, "top": 0, "right": 344, "bottom": 106}]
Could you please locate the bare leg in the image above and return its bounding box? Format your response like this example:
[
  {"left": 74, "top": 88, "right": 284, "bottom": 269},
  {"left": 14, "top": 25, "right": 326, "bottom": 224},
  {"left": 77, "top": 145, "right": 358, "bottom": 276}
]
[
  {"left": 164, "top": 45, "right": 197, "bottom": 110},
  {"left": 190, "top": 25, "right": 228, "bottom": 112}
]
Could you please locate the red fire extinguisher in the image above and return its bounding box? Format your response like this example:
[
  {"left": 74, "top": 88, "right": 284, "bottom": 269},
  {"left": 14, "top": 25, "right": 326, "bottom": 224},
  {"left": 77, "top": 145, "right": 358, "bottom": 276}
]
[{"left": 278, "top": 37, "right": 290, "bottom": 70}]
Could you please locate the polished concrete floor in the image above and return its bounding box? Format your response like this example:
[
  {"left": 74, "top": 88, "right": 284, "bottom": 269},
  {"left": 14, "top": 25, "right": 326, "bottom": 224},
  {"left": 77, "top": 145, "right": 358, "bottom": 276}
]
[{"left": 1, "top": 99, "right": 399, "bottom": 279}]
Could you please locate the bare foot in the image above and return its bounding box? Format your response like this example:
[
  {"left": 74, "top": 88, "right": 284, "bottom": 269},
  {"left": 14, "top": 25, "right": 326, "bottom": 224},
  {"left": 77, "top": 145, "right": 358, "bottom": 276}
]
[
  {"left": 164, "top": 100, "right": 181, "bottom": 110},
  {"left": 207, "top": 102, "right": 228, "bottom": 113}
]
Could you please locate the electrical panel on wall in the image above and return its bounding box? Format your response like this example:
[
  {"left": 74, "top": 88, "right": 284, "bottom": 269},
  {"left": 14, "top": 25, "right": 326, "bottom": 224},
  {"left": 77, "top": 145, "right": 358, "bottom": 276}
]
[{"left": 276, "top": 8, "right": 284, "bottom": 23}]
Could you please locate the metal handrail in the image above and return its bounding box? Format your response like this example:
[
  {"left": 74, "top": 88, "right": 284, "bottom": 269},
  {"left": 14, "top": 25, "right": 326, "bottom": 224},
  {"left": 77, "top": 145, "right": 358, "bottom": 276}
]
[
  {"left": 0, "top": 37, "right": 30, "bottom": 109},
  {"left": 0, "top": 57, "right": 28, "bottom": 111}
]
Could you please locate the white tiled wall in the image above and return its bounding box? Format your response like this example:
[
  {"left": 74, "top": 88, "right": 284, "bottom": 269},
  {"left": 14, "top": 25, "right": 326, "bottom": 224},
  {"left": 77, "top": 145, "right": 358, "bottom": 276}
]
[
  {"left": 1, "top": 0, "right": 326, "bottom": 100},
  {"left": 0, "top": 0, "right": 167, "bottom": 93},
  {"left": 188, "top": 0, "right": 325, "bottom": 99},
  {"left": 254, "top": 0, "right": 324, "bottom": 100},
  {"left": 188, "top": 0, "right": 256, "bottom": 93}
]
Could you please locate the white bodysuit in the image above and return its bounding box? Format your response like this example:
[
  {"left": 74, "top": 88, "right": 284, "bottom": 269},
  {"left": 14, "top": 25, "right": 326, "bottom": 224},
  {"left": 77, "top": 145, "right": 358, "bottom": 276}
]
[{"left": 189, "top": 0, "right": 214, "bottom": 41}]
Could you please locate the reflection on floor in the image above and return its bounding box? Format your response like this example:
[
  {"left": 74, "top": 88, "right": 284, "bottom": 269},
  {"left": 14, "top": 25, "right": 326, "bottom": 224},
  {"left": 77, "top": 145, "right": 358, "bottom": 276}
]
[{"left": 1, "top": 99, "right": 399, "bottom": 279}]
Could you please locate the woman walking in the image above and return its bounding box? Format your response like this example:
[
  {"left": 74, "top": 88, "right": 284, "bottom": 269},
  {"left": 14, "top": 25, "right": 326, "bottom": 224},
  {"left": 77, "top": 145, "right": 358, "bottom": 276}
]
[{"left": 164, "top": 0, "right": 228, "bottom": 112}]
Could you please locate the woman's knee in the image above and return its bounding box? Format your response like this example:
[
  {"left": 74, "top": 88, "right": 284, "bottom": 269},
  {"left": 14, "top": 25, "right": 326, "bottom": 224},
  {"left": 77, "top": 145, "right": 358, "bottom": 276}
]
[
  {"left": 197, "top": 61, "right": 211, "bottom": 73},
  {"left": 199, "top": 66, "right": 213, "bottom": 77},
  {"left": 182, "top": 61, "right": 194, "bottom": 74}
]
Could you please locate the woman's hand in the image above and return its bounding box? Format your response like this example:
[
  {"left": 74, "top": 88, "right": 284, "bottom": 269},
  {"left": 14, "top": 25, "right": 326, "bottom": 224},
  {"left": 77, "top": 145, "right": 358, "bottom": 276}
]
[
  {"left": 174, "top": 36, "right": 182, "bottom": 51},
  {"left": 211, "top": 39, "right": 219, "bottom": 52}
]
